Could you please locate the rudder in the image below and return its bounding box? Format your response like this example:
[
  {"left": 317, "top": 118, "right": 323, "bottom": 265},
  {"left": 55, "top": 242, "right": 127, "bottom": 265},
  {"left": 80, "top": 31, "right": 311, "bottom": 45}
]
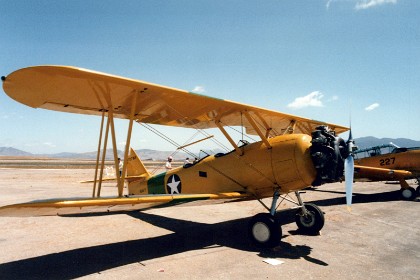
[{"left": 127, "top": 148, "right": 151, "bottom": 179}]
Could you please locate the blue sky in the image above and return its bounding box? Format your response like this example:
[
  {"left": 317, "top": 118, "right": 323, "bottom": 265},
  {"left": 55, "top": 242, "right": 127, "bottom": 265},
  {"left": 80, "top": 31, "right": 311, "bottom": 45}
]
[{"left": 1, "top": 0, "right": 419, "bottom": 154}]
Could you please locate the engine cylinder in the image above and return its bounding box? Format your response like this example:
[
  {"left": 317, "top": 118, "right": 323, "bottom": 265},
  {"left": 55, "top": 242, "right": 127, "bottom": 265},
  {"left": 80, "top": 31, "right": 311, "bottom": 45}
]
[{"left": 310, "top": 126, "right": 347, "bottom": 186}]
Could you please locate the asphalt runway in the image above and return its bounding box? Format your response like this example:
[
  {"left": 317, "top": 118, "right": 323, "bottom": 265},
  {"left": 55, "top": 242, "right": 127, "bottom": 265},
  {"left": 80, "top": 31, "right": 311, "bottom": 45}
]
[{"left": 0, "top": 168, "right": 419, "bottom": 279}]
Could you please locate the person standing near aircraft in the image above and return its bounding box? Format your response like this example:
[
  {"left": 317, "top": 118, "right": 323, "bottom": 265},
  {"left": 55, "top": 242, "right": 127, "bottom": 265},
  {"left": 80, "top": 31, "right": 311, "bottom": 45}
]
[
  {"left": 118, "top": 158, "right": 123, "bottom": 177},
  {"left": 165, "top": 156, "right": 173, "bottom": 170}
]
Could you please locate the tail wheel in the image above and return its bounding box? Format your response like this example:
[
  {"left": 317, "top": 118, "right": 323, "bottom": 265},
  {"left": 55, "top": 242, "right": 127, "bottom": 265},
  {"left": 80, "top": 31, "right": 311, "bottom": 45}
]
[
  {"left": 295, "top": 203, "right": 325, "bottom": 234},
  {"left": 401, "top": 187, "right": 416, "bottom": 200},
  {"left": 248, "top": 213, "right": 282, "bottom": 248}
]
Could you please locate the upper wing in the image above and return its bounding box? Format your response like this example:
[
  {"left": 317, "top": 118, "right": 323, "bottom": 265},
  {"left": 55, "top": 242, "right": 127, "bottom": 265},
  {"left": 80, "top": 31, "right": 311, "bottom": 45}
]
[
  {"left": 0, "top": 192, "right": 250, "bottom": 217},
  {"left": 2, "top": 66, "right": 348, "bottom": 136},
  {"left": 354, "top": 165, "right": 412, "bottom": 181}
]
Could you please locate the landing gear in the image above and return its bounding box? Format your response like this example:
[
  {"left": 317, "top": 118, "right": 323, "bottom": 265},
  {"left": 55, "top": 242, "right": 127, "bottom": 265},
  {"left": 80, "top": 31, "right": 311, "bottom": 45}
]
[
  {"left": 248, "top": 190, "right": 325, "bottom": 248},
  {"left": 400, "top": 187, "right": 416, "bottom": 200},
  {"left": 248, "top": 190, "right": 282, "bottom": 247},
  {"left": 248, "top": 213, "right": 282, "bottom": 248},
  {"left": 295, "top": 203, "right": 324, "bottom": 234}
]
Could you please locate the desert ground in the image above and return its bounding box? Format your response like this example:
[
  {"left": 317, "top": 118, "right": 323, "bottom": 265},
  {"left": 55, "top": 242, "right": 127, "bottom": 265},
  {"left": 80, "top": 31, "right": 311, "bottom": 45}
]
[{"left": 0, "top": 163, "right": 419, "bottom": 279}]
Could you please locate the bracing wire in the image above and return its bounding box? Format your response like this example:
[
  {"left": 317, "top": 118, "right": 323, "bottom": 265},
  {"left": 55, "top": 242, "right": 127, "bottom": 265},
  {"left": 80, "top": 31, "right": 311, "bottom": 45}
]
[
  {"left": 164, "top": 104, "right": 231, "bottom": 152},
  {"left": 140, "top": 123, "right": 197, "bottom": 158},
  {"left": 241, "top": 112, "right": 244, "bottom": 144},
  {"left": 219, "top": 120, "right": 258, "bottom": 143}
]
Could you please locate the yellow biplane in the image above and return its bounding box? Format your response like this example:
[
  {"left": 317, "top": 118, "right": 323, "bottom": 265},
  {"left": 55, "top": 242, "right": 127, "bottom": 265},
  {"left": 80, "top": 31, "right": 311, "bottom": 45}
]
[
  {"left": 1, "top": 66, "right": 354, "bottom": 247},
  {"left": 353, "top": 144, "right": 420, "bottom": 200}
]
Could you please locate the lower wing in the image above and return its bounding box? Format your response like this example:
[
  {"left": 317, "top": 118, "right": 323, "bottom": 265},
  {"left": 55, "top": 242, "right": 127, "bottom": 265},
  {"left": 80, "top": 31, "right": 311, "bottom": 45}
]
[
  {"left": 0, "top": 192, "right": 250, "bottom": 217},
  {"left": 354, "top": 165, "right": 412, "bottom": 182}
]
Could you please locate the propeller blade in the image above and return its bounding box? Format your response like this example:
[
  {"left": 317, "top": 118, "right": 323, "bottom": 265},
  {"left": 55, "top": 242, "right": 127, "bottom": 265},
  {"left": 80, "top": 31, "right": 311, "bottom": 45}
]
[
  {"left": 344, "top": 155, "right": 354, "bottom": 210},
  {"left": 344, "top": 114, "right": 355, "bottom": 211}
]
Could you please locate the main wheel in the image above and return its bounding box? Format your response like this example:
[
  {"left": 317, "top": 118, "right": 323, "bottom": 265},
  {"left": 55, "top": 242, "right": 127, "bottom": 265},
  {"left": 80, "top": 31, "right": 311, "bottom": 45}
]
[
  {"left": 248, "top": 213, "right": 282, "bottom": 248},
  {"left": 295, "top": 203, "right": 324, "bottom": 234},
  {"left": 401, "top": 187, "right": 416, "bottom": 200}
]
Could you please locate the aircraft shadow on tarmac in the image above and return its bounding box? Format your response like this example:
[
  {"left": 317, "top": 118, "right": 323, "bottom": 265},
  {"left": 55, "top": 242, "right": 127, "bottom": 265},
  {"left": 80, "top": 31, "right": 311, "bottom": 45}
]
[
  {"left": 0, "top": 189, "right": 404, "bottom": 279},
  {"left": 306, "top": 188, "right": 403, "bottom": 207},
  {"left": 0, "top": 211, "right": 323, "bottom": 279}
]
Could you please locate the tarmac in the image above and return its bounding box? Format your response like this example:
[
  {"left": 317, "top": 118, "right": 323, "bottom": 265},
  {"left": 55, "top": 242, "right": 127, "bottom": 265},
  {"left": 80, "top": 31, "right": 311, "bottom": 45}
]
[{"left": 0, "top": 168, "right": 419, "bottom": 279}]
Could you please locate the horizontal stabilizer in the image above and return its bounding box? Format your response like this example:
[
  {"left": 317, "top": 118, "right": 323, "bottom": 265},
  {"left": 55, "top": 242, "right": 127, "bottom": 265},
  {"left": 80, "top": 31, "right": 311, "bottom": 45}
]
[
  {"left": 79, "top": 174, "right": 149, "bottom": 184},
  {"left": 0, "top": 192, "right": 250, "bottom": 217}
]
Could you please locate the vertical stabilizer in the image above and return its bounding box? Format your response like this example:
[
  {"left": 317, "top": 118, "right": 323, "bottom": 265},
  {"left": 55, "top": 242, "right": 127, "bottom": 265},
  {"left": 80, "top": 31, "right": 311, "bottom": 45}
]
[{"left": 127, "top": 148, "right": 151, "bottom": 179}]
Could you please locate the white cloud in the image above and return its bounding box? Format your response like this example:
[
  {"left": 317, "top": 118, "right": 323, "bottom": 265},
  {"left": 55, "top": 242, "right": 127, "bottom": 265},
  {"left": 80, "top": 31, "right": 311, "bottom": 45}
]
[
  {"left": 355, "top": 0, "right": 397, "bottom": 10},
  {"left": 287, "top": 91, "right": 324, "bottom": 109},
  {"left": 327, "top": 95, "right": 339, "bottom": 102},
  {"left": 365, "top": 103, "right": 379, "bottom": 111},
  {"left": 43, "top": 142, "right": 57, "bottom": 148},
  {"left": 2, "top": 112, "right": 23, "bottom": 119},
  {"left": 326, "top": 0, "right": 398, "bottom": 10},
  {"left": 191, "top": 86, "right": 206, "bottom": 94},
  {"left": 326, "top": 0, "right": 338, "bottom": 9}
]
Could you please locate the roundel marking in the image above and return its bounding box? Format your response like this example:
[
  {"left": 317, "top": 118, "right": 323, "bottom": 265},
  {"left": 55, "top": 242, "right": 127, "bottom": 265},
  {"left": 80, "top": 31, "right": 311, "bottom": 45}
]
[{"left": 166, "top": 174, "right": 182, "bottom": 194}]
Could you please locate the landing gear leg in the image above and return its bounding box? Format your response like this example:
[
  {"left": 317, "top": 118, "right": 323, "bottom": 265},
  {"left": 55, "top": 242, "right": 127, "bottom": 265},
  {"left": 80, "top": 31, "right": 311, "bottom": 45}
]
[
  {"left": 295, "top": 191, "right": 325, "bottom": 234},
  {"left": 248, "top": 190, "right": 282, "bottom": 248}
]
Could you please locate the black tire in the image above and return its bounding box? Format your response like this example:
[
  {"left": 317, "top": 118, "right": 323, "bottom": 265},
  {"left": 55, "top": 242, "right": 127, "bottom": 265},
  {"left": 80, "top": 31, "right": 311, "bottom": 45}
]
[
  {"left": 295, "top": 203, "right": 325, "bottom": 234},
  {"left": 248, "top": 213, "right": 282, "bottom": 248},
  {"left": 416, "top": 186, "right": 420, "bottom": 196},
  {"left": 401, "top": 187, "right": 416, "bottom": 200}
]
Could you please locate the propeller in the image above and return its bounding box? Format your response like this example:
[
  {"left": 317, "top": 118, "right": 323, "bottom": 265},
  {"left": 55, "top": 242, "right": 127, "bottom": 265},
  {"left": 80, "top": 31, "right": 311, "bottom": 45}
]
[{"left": 344, "top": 129, "right": 355, "bottom": 210}]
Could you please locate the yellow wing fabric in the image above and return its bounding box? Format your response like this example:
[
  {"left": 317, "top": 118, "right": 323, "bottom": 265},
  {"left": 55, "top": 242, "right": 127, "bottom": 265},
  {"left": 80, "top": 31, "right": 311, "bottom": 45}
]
[
  {"left": 0, "top": 192, "right": 250, "bottom": 217},
  {"left": 354, "top": 165, "right": 412, "bottom": 181},
  {"left": 2, "top": 66, "right": 348, "bottom": 135}
]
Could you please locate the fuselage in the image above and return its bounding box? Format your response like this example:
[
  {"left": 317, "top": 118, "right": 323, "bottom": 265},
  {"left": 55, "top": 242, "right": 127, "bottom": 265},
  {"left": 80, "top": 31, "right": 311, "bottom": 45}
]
[
  {"left": 355, "top": 149, "right": 420, "bottom": 179},
  {"left": 128, "top": 134, "right": 318, "bottom": 198}
]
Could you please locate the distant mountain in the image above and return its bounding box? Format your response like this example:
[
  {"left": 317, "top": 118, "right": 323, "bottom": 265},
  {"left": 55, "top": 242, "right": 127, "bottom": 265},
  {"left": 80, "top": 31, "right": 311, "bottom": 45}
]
[
  {"left": 354, "top": 137, "right": 420, "bottom": 150},
  {"left": 1, "top": 136, "right": 419, "bottom": 159},
  {"left": 37, "top": 149, "right": 121, "bottom": 160},
  {"left": 0, "top": 147, "right": 33, "bottom": 157},
  {"left": 39, "top": 149, "right": 190, "bottom": 161},
  {"left": 0, "top": 147, "right": 188, "bottom": 161}
]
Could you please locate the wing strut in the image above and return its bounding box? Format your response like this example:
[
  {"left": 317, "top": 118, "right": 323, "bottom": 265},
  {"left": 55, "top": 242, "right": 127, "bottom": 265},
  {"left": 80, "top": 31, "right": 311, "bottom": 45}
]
[
  {"left": 243, "top": 111, "right": 271, "bottom": 149},
  {"left": 92, "top": 111, "right": 105, "bottom": 197},
  {"left": 282, "top": 120, "right": 297, "bottom": 135},
  {"left": 119, "top": 92, "right": 138, "bottom": 197},
  {"left": 91, "top": 81, "right": 126, "bottom": 198},
  {"left": 215, "top": 119, "right": 243, "bottom": 156},
  {"left": 102, "top": 88, "right": 123, "bottom": 196},
  {"left": 96, "top": 112, "right": 112, "bottom": 197},
  {"left": 253, "top": 111, "right": 274, "bottom": 138}
]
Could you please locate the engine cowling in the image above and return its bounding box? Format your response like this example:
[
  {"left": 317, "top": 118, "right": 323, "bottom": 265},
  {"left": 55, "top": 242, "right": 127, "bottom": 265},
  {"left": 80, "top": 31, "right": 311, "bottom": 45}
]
[{"left": 310, "top": 126, "right": 348, "bottom": 186}]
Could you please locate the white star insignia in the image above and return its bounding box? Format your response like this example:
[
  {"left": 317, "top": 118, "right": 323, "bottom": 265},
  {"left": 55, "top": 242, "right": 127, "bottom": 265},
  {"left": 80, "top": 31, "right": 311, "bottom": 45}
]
[{"left": 167, "top": 176, "right": 180, "bottom": 194}]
